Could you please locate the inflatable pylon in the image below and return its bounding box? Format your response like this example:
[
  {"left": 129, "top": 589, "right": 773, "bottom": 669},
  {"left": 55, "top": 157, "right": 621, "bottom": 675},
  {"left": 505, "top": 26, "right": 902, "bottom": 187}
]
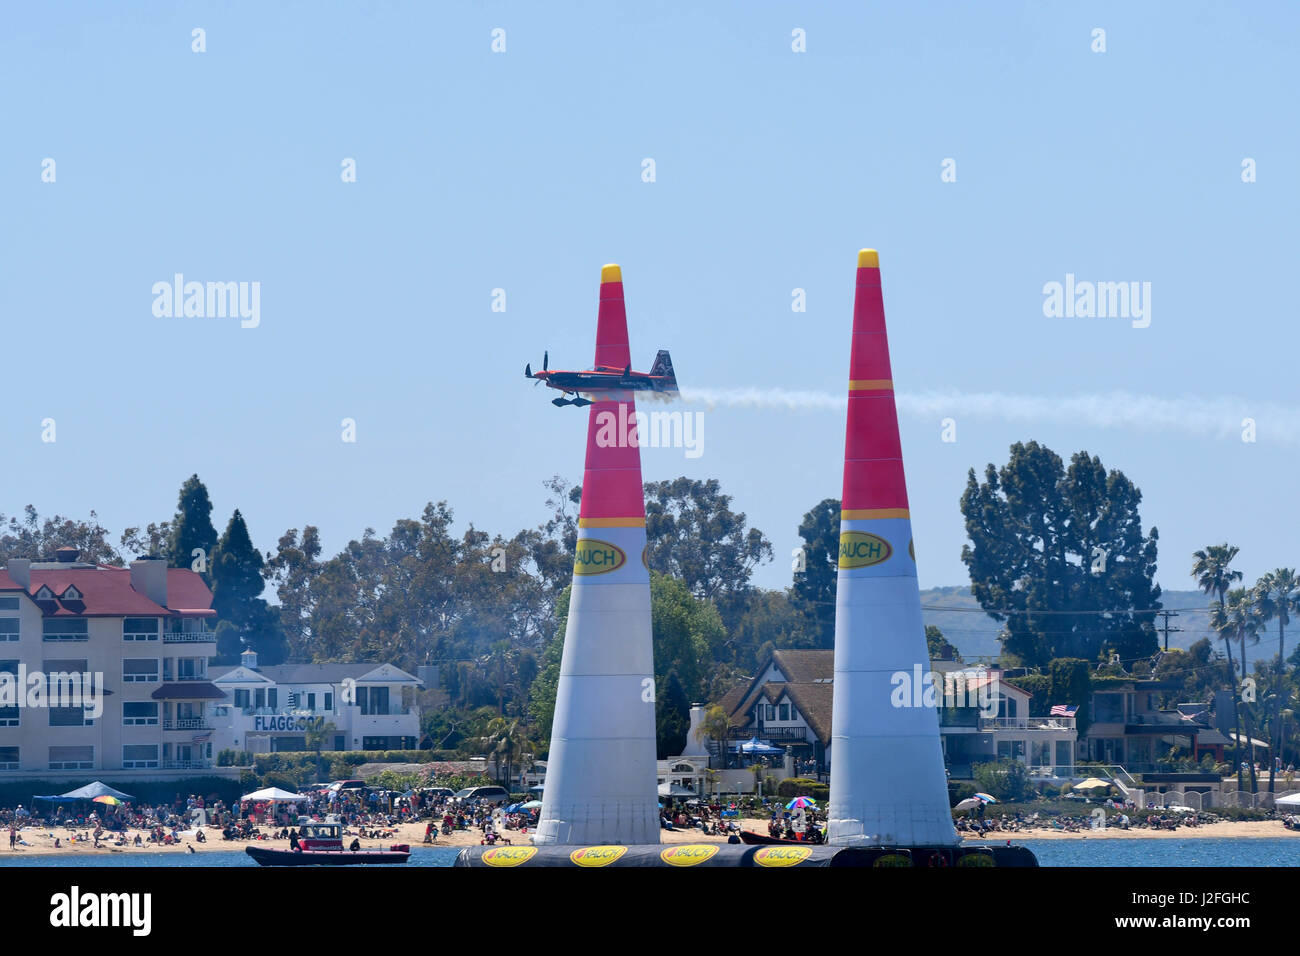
[
  {"left": 827, "top": 249, "right": 959, "bottom": 847},
  {"left": 533, "top": 264, "right": 660, "bottom": 846}
]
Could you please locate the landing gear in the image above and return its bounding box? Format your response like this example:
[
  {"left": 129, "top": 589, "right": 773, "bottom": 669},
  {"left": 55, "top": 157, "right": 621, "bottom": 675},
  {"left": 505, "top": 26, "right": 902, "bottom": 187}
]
[
  {"left": 552, "top": 396, "right": 570, "bottom": 407},
  {"left": 551, "top": 395, "right": 593, "bottom": 408},
  {"left": 571, "top": 397, "right": 592, "bottom": 408}
]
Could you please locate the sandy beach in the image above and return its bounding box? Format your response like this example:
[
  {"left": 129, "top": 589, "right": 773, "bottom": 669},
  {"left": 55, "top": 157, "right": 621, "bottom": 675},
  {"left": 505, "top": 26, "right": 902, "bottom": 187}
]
[{"left": 3, "top": 817, "right": 1298, "bottom": 858}]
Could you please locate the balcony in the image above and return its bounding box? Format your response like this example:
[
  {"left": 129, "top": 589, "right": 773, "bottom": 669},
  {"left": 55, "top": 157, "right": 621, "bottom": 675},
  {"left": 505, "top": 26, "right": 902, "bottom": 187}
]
[
  {"left": 164, "top": 631, "right": 216, "bottom": 644},
  {"left": 161, "top": 759, "right": 212, "bottom": 770},
  {"left": 979, "top": 716, "right": 1076, "bottom": 732},
  {"left": 163, "top": 718, "right": 210, "bottom": 731}
]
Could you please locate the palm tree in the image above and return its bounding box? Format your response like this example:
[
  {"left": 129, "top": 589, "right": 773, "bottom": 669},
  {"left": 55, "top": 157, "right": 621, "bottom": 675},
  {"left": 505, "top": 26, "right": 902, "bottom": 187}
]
[
  {"left": 1213, "top": 588, "right": 1262, "bottom": 792},
  {"left": 1255, "top": 569, "right": 1300, "bottom": 794},
  {"left": 484, "top": 716, "right": 526, "bottom": 789},
  {"left": 1193, "top": 544, "right": 1245, "bottom": 786},
  {"left": 696, "top": 704, "right": 733, "bottom": 769}
]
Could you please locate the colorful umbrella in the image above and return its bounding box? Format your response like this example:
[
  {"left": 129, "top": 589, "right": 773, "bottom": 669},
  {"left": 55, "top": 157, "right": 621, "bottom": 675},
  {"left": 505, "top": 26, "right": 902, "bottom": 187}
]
[
  {"left": 786, "top": 796, "right": 817, "bottom": 810},
  {"left": 974, "top": 793, "right": 997, "bottom": 803},
  {"left": 92, "top": 795, "right": 123, "bottom": 806}
]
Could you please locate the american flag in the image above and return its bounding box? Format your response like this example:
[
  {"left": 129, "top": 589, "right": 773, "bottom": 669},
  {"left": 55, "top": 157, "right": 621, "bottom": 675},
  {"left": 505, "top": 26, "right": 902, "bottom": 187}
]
[
  {"left": 1050, "top": 705, "right": 1077, "bottom": 717},
  {"left": 192, "top": 732, "right": 212, "bottom": 743}
]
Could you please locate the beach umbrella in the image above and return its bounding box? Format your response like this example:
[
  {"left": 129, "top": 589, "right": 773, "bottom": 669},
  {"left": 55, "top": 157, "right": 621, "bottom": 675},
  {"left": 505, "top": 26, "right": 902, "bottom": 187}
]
[
  {"left": 521, "top": 800, "right": 543, "bottom": 809},
  {"left": 1072, "top": 777, "right": 1112, "bottom": 791},
  {"left": 954, "top": 797, "right": 983, "bottom": 811},
  {"left": 92, "top": 795, "right": 123, "bottom": 806},
  {"left": 785, "top": 796, "right": 817, "bottom": 810},
  {"left": 973, "top": 793, "right": 996, "bottom": 803}
]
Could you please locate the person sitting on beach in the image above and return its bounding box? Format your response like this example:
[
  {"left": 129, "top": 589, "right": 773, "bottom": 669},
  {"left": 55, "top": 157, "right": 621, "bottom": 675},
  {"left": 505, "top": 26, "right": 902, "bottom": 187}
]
[
  {"left": 195, "top": 828, "right": 206, "bottom": 843},
  {"left": 349, "top": 838, "right": 361, "bottom": 852}
]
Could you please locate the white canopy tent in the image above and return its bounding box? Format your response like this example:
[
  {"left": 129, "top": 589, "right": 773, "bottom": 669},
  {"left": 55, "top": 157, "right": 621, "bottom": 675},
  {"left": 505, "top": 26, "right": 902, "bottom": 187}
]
[
  {"left": 241, "top": 787, "right": 308, "bottom": 803},
  {"left": 1274, "top": 793, "right": 1300, "bottom": 809}
]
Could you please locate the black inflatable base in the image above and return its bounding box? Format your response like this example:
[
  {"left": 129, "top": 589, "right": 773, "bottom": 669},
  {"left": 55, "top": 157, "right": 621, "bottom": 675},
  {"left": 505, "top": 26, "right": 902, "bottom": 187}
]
[{"left": 453, "top": 842, "right": 1038, "bottom": 868}]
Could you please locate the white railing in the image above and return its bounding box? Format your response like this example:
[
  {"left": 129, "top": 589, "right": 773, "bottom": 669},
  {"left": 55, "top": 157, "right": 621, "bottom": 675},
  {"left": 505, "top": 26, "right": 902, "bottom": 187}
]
[{"left": 980, "top": 716, "right": 1076, "bottom": 731}]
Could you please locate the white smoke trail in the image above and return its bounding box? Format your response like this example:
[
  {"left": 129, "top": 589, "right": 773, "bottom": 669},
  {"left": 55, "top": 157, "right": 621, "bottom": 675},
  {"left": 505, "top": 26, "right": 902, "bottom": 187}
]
[{"left": 679, "top": 388, "right": 1298, "bottom": 444}]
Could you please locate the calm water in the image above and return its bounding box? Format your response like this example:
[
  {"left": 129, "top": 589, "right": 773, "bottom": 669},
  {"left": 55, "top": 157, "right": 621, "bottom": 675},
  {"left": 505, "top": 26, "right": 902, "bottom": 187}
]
[{"left": 0, "top": 839, "right": 1294, "bottom": 867}]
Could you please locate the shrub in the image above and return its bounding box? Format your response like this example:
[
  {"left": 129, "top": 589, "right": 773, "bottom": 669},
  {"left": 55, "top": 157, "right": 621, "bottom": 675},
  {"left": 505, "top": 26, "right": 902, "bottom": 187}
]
[{"left": 972, "top": 759, "right": 1034, "bottom": 802}]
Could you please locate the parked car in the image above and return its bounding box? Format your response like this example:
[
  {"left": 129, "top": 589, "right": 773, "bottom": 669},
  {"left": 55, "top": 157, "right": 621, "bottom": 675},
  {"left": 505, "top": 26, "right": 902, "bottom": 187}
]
[{"left": 452, "top": 786, "right": 510, "bottom": 806}]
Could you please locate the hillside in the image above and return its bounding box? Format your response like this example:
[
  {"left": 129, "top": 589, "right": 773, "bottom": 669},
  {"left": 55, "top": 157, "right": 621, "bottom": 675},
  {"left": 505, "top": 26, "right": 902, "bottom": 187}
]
[{"left": 918, "top": 587, "right": 1262, "bottom": 666}]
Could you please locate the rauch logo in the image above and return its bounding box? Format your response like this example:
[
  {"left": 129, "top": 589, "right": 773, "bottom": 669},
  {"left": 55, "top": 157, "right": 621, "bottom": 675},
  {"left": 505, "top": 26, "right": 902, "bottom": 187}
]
[
  {"left": 839, "top": 531, "right": 892, "bottom": 569},
  {"left": 481, "top": 847, "right": 537, "bottom": 867},
  {"left": 573, "top": 540, "right": 626, "bottom": 576},
  {"left": 569, "top": 845, "right": 628, "bottom": 867},
  {"left": 659, "top": 845, "right": 718, "bottom": 867}
]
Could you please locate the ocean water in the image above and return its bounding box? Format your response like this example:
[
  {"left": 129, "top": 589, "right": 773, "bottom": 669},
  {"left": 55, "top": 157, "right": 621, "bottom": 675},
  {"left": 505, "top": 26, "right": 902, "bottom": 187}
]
[{"left": 0, "top": 839, "right": 1294, "bottom": 867}]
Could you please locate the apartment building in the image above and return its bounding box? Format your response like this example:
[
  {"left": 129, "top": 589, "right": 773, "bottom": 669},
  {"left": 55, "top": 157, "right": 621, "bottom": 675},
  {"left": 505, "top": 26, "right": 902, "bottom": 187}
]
[{"left": 0, "top": 550, "right": 229, "bottom": 780}]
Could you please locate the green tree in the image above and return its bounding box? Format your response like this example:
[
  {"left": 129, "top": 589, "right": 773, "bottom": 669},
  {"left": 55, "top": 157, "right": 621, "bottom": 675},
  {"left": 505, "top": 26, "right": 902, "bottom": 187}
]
[
  {"left": 167, "top": 475, "right": 218, "bottom": 577},
  {"left": 644, "top": 477, "right": 773, "bottom": 630},
  {"left": 304, "top": 719, "right": 338, "bottom": 754},
  {"left": 790, "top": 498, "right": 839, "bottom": 648},
  {"left": 483, "top": 716, "right": 527, "bottom": 788},
  {"left": 926, "top": 625, "right": 961, "bottom": 662},
  {"left": 1047, "top": 658, "right": 1093, "bottom": 738},
  {"left": 972, "top": 758, "right": 1033, "bottom": 802},
  {"left": 0, "top": 506, "right": 120, "bottom": 566},
  {"left": 212, "top": 510, "right": 285, "bottom": 664},
  {"left": 656, "top": 668, "right": 691, "bottom": 759},
  {"left": 1255, "top": 568, "right": 1300, "bottom": 796},
  {"left": 960, "top": 442, "right": 1161, "bottom": 666},
  {"left": 1212, "top": 585, "right": 1261, "bottom": 792},
  {"left": 695, "top": 704, "right": 733, "bottom": 769}
]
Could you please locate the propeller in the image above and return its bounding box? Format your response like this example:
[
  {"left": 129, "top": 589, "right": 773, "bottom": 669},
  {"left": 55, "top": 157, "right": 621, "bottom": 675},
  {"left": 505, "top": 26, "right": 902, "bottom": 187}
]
[{"left": 543, "top": 350, "right": 549, "bottom": 371}]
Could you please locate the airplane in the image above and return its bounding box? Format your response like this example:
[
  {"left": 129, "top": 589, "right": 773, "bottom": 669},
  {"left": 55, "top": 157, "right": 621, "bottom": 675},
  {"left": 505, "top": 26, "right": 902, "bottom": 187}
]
[{"left": 525, "top": 350, "right": 678, "bottom": 407}]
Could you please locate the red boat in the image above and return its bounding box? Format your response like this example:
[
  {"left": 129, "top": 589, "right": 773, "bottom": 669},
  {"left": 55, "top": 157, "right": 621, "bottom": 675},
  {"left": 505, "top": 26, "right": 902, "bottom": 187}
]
[{"left": 245, "top": 821, "right": 410, "bottom": 866}]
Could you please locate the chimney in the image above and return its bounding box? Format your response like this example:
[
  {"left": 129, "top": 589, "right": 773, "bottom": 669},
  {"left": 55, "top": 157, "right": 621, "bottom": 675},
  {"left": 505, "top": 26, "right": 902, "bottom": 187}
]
[
  {"left": 240, "top": 648, "right": 259, "bottom": 670},
  {"left": 54, "top": 547, "right": 80, "bottom": 563},
  {"left": 681, "top": 703, "right": 709, "bottom": 758},
  {"left": 129, "top": 557, "right": 168, "bottom": 608},
  {"left": 7, "top": 559, "right": 30, "bottom": 590}
]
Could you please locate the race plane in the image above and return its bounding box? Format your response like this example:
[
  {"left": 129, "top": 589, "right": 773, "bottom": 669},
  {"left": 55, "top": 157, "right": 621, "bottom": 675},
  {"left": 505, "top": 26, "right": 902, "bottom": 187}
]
[{"left": 525, "top": 350, "right": 678, "bottom": 407}]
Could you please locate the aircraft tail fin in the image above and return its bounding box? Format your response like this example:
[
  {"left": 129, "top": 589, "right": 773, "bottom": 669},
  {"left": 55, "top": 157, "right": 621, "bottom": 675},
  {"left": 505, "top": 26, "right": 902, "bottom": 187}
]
[{"left": 650, "top": 350, "right": 677, "bottom": 392}]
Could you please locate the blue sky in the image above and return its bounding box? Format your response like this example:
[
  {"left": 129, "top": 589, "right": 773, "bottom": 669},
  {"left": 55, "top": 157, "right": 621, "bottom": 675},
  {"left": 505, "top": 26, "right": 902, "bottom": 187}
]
[{"left": 3, "top": 2, "right": 1298, "bottom": 595}]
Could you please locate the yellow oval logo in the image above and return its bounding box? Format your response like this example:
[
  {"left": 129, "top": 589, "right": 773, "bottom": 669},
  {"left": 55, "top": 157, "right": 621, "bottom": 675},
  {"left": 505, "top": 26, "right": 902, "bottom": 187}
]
[
  {"left": 574, "top": 539, "right": 626, "bottom": 575},
  {"left": 482, "top": 846, "right": 537, "bottom": 867},
  {"left": 569, "top": 845, "right": 628, "bottom": 867},
  {"left": 659, "top": 845, "right": 719, "bottom": 867},
  {"left": 754, "top": 846, "right": 813, "bottom": 868},
  {"left": 839, "top": 531, "right": 892, "bottom": 569}
]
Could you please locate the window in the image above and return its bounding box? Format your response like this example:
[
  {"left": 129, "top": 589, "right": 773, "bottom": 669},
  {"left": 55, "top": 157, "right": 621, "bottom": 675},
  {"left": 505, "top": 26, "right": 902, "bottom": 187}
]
[
  {"left": 0, "top": 659, "right": 15, "bottom": 726},
  {"left": 123, "top": 659, "right": 159, "bottom": 683},
  {"left": 324, "top": 692, "right": 333, "bottom": 711},
  {"left": 333, "top": 735, "right": 345, "bottom": 751},
  {"left": 267, "top": 689, "right": 277, "bottom": 709},
  {"left": 61, "top": 585, "right": 82, "bottom": 600},
  {"left": 0, "top": 747, "right": 17, "bottom": 770},
  {"left": 778, "top": 703, "right": 790, "bottom": 721},
  {"left": 359, "top": 686, "right": 389, "bottom": 716},
  {"left": 43, "top": 619, "right": 88, "bottom": 641},
  {"left": 123, "top": 702, "right": 159, "bottom": 726},
  {"left": 177, "top": 658, "right": 205, "bottom": 680},
  {"left": 0, "top": 598, "right": 19, "bottom": 610},
  {"left": 766, "top": 704, "right": 775, "bottom": 721},
  {"left": 307, "top": 693, "right": 316, "bottom": 711},
  {"left": 123, "top": 745, "right": 158, "bottom": 769},
  {"left": 123, "top": 618, "right": 159, "bottom": 641},
  {"left": 50, "top": 706, "right": 93, "bottom": 727},
  {"left": 0, "top": 619, "right": 18, "bottom": 641},
  {"left": 49, "top": 746, "right": 93, "bottom": 770},
  {"left": 234, "top": 689, "right": 250, "bottom": 710}
]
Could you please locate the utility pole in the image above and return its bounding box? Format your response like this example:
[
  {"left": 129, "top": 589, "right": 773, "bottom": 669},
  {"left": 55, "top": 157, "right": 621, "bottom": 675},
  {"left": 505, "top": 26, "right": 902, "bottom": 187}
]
[{"left": 1155, "top": 609, "right": 1182, "bottom": 652}]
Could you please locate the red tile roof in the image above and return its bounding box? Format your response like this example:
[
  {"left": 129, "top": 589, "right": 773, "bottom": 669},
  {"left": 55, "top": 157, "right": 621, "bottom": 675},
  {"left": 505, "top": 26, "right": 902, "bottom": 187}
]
[{"left": 0, "top": 565, "right": 214, "bottom": 617}]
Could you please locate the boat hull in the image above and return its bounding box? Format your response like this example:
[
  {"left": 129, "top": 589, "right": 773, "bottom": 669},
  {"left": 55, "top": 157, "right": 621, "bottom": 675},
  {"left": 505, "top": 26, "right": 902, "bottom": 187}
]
[{"left": 245, "top": 845, "right": 410, "bottom": 866}]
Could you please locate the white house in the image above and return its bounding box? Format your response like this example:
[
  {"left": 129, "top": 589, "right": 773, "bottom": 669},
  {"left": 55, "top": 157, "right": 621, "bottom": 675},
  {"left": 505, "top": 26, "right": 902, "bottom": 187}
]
[{"left": 209, "top": 651, "right": 423, "bottom": 754}]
